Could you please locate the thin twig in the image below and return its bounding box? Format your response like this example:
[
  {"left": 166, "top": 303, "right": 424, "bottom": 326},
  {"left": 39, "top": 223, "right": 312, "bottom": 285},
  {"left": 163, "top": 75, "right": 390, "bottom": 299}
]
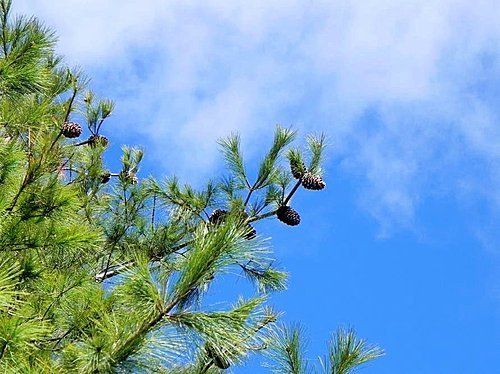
[
  {"left": 63, "top": 87, "right": 78, "bottom": 124},
  {"left": 283, "top": 179, "right": 302, "bottom": 206},
  {"left": 243, "top": 188, "right": 254, "bottom": 207},
  {"left": 248, "top": 209, "right": 277, "bottom": 223},
  {"left": 1, "top": 3, "right": 9, "bottom": 57},
  {"left": 151, "top": 193, "right": 156, "bottom": 229},
  {"left": 73, "top": 139, "right": 91, "bottom": 146}
]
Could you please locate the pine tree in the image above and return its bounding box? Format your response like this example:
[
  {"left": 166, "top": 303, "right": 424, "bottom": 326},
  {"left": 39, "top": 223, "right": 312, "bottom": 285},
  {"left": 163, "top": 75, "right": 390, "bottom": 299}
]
[{"left": 0, "top": 1, "right": 383, "bottom": 372}]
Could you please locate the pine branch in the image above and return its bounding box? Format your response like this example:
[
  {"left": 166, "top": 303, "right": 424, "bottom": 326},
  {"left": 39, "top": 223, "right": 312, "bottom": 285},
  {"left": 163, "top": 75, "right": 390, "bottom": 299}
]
[
  {"left": 0, "top": 0, "right": 11, "bottom": 56},
  {"left": 323, "top": 327, "right": 384, "bottom": 374},
  {"left": 283, "top": 179, "right": 302, "bottom": 206},
  {"left": 218, "top": 134, "right": 250, "bottom": 189},
  {"left": 254, "top": 126, "right": 296, "bottom": 189},
  {"left": 0, "top": 5, "right": 368, "bottom": 372},
  {"left": 0, "top": 257, "right": 22, "bottom": 311},
  {"left": 264, "top": 324, "right": 308, "bottom": 374},
  {"left": 307, "top": 133, "right": 327, "bottom": 175}
]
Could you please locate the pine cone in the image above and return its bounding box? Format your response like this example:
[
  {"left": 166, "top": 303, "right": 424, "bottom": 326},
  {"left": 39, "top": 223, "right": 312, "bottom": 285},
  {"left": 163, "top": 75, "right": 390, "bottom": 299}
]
[
  {"left": 209, "top": 209, "right": 227, "bottom": 225},
  {"left": 301, "top": 172, "right": 326, "bottom": 190},
  {"left": 243, "top": 224, "right": 257, "bottom": 240},
  {"left": 129, "top": 174, "right": 139, "bottom": 185},
  {"left": 290, "top": 159, "right": 307, "bottom": 179},
  {"left": 88, "top": 134, "right": 109, "bottom": 148},
  {"left": 206, "top": 344, "right": 230, "bottom": 370},
  {"left": 61, "top": 121, "right": 82, "bottom": 138},
  {"left": 276, "top": 206, "right": 301, "bottom": 226},
  {"left": 100, "top": 171, "right": 111, "bottom": 184},
  {"left": 238, "top": 210, "right": 249, "bottom": 220},
  {"left": 120, "top": 170, "right": 138, "bottom": 185}
]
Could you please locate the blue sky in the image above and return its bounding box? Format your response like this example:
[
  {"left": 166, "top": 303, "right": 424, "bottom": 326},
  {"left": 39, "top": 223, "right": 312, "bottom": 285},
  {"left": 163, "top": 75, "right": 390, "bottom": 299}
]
[{"left": 16, "top": 1, "right": 500, "bottom": 372}]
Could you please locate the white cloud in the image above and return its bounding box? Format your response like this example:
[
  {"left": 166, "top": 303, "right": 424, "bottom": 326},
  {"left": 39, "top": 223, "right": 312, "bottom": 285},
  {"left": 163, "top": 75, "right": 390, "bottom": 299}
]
[{"left": 13, "top": 0, "right": 500, "bottom": 232}]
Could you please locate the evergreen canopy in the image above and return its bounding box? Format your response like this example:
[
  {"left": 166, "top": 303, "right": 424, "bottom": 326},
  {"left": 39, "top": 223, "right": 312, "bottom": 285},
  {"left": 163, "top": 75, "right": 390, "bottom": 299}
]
[{"left": 0, "top": 1, "right": 382, "bottom": 372}]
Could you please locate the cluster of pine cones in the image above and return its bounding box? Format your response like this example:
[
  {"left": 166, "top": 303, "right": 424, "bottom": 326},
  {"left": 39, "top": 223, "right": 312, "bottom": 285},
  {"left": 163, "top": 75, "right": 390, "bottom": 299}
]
[
  {"left": 62, "top": 121, "right": 324, "bottom": 228},
  {"left": 61, "top": 121, "right": 114, "bottom": 185},
  {"left": 61, "top": 121, "right": 109, "bottom": 148},
  {"left": 209, "top": 159, "right": 325, "bottom": 231},
  {"left": 276, "top": 158, "right": 326, "bottom": 226}
]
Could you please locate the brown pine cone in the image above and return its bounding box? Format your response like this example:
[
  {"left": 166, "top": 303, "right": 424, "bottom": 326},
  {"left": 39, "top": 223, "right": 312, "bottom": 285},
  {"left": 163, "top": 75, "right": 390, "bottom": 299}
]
[
  {"left": 100, "top": 171, "right": 111, "bottom": 184},
  {"left": 276, "top": 206, "right": 301, "bottom": 226},
  {"left": 61, "top": 121, "right": 82, "bottom": 138},
  {"left": 243, "top": 224, "right": 257, "bottom": 240},
  {"left": 209, "top": 209, "right": 228, "bottom": 225},
  {"left": 88, "top": 134, "right": 109, "bottom": 148},
  {"left": 301, "top": 172, "right": 326, "bottom": 190}
]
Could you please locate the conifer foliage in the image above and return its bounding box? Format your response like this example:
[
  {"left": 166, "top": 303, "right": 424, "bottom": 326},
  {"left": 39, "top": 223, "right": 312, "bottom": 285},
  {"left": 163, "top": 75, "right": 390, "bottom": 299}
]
[{"left": 0, "top": 1, "right": 382, "bottom": 372}]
